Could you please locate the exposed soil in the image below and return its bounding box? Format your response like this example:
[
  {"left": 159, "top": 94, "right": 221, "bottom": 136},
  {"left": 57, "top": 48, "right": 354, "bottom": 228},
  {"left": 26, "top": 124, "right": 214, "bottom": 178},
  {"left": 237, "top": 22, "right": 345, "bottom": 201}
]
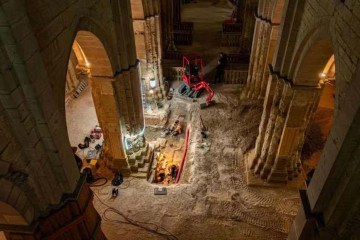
[
  {"left": 92, "top": 2, "right": 299, "bottom": 239},
  {"left": 93, "top": 84, "right": 299, "bottom": 240}
]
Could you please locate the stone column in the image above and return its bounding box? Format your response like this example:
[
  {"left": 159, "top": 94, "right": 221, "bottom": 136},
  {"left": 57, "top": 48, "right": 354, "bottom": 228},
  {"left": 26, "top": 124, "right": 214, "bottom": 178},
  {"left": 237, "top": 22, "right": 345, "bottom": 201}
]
[
  {"left": 130, "top": 65, "right": 145, "bottom": 133},
  {"left": 91, "top": 78, "right": 130, "bottom": 175},
  {"left": 144, "top": 16, "right": 165, "bottom": 99},
  {"left": 243, "top": 0, "right": 282, "bottom": 100},
  {"left": 251, "top": 22, "right": 271, "bottom": 99},
  {"left": 155, "top": 15, "right": 164, "bottom": 89},
  {"left": 267, "top": 87, "right": 321, "bottom": 182},
  {"left": 173, "top": 0, "right": 181, "bottom": 24},
  {"left": 239, "top": 0, "right": 257, "bottom": 53},
  {"left": 244, "top": 17, "right": 262, "bottom": 99},
  {"left": 254, "top": 77, "right": 285, "bottom": 174},
  {"left": 113, "top": 66, "right": 144, "bottom": 136},
  {"left": 250, "top": 68, "right": 277, "bottom": 169},
  {"left": 260, "top": 82, "right": 293, "bottom": 179},
  {"left": 259, "top": 25, "right": 280, "bottom": 98},
  {"left": 161, "top": 0, "right": 175, "bottom": 51}
]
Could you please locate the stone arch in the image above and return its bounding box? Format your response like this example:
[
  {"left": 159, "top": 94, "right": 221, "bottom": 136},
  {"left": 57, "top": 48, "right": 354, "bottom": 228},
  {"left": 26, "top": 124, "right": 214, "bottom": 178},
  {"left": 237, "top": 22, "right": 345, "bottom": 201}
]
[
  {"left": 74, "top": 31, "right": 114, "bottom": 77},
  {"left": 58, "top": 16, "right": 119, "bottom": 113},
  {"left": 300, "top": 55, "right": 336, "bottom": 178},
  {"left": 64, "top": 30, "right": 116, "bottom": 148},
  {"left": 291, "top": 25, "right": 334, "bottom": 86},
  {"left": 0, "top": 179, "right": 34, "bottom": 226},
  {"left": 63, "top": 22, "right": 132, "bottom": 174},
  {"left": 59, "top": 16, "right": 124, "bottom": 154},
  {"left": 76, "top": 17, "right": 120, "bottom": 73},
  {"left": 288, "top": 60, "right": 360, "bottom": 240}
]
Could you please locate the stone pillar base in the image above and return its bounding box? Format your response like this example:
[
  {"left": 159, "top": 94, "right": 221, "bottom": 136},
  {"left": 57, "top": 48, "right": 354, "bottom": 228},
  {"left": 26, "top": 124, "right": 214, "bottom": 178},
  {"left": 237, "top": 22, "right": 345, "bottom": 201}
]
[
  {"left": 267, "top": 170, "right": 288, "bottom": 183},
  {"left": 245, "top": 151, "right": 304, "bottom": 188},
  {"left": 112, "top": 158, "right": 131, "bottom": 177},
  {"left": 1, "top": 174, "right": 106, "bottom": 240}
]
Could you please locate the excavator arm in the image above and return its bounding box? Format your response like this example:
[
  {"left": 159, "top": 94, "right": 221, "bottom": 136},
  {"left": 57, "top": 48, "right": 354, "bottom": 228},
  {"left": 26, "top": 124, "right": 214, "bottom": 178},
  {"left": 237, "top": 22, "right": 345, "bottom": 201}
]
[{"left": 193, "top": 82, "right": 214, "bottom": 105}]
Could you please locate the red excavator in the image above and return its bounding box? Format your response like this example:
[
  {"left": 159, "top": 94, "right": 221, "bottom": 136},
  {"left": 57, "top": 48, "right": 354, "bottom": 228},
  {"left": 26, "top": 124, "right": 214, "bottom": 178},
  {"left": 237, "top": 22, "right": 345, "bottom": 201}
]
[{"left": 178, "top": 53, "right": 215, "bottom": 109}]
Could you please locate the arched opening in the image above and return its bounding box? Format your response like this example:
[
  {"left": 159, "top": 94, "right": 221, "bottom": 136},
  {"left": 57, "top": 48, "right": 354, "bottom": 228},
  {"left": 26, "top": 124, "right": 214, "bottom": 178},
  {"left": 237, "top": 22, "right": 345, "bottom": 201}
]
[
  {"left": 65, "top": 31, "right": 116, "bottom": 177},
  {"left": 0, "top": 179, "right": 34, "bottom": 227},
  {"left": 65, "top": 40, "right": 99, "bottom": 148},
  {"left": 0, "top": 202, "right": 28, "bottom": 226},
  {"left": 301, "top": 55, "right": 335, "bottom": 183}
]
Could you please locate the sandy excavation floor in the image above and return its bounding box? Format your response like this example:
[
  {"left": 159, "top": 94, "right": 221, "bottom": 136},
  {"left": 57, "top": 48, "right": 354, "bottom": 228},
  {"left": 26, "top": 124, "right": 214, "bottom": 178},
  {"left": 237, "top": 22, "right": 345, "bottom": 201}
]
[
  {"left": 92, "top": 1, "right": 300, "bottom": 239},
  {"left": 93, "top": 84, "right": 300, "bottom": 240}
]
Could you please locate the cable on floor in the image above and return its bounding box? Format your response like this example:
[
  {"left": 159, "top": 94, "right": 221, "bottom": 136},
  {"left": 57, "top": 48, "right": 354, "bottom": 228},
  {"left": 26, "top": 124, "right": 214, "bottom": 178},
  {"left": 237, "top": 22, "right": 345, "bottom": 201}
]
[
  {"left": 90, "top": 177, "right": 108, "bottom": 187},
  {"left": 93, "top": 189, "right": 178, "bottom": 240}
]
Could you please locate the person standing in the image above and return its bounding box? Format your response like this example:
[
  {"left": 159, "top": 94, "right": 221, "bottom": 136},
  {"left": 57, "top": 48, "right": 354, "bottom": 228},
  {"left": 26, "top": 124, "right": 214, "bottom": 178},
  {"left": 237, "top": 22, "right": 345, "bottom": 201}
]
[{"left": 214, "top": 52, "right": 227, "bottom": 83}]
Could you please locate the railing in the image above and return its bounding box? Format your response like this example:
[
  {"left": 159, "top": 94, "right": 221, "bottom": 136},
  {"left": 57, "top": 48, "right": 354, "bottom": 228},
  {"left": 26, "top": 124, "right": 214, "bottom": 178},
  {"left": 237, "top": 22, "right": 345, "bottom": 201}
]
[
  {"left": 161, "top": 66, "right": 183, "bottom": 82},
  {"left": 222, "top": 21, "right": 242, "bottom": 33},
  {"left": 174, "top": 31, "right": 193, "bottom": 45},
  {"left": 221, "top": 20, "right": 242, "bottom": 47},
  {"left": 224, "top": 68, "right": 248, "bottom": 84},
  {"left": 174, "top": 22, "right": 193, "bottom": 45},
  {"left": 174, "top": 22, "right": 194, "bottom": 31},
  {"left": 227, "top": 53, "right": 250, "bottom": 64},
  {"left": 164, "top": 51, "right": 183, "bottom": 60},
  {"left": 221, "top": 32, "right": 242, "bottom": 47}
]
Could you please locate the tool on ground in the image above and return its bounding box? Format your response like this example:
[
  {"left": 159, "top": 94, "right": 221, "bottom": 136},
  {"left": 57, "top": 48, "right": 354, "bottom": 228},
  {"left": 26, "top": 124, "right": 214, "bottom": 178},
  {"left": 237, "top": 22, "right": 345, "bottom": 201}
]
[
  {"left": 154, "top": 187, "right": 167, "bottom": 195},
  {"left": 112, "top": 172, "right": 124, "bottom": 186},
  {"left": 178, "top": 53, "right": 215, "bottom": 109},
  {"left": 199, "top": 115, "right": 207, "bottom": 131},
  {"left": 161, "top": 116, "right": 184, "bottom": 137}
]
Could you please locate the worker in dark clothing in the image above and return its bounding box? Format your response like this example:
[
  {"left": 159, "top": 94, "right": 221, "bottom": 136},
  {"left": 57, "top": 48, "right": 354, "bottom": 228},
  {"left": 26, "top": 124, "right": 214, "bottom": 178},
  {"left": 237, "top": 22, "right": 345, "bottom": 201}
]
[{"left": 214, "top": 52, "right": 227, "bottom": 83}]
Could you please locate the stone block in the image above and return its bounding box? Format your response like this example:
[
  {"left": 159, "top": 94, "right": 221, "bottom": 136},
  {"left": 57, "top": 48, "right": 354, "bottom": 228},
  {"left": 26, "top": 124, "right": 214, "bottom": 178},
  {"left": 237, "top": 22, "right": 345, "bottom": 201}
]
[
  {"left": 22, "top": 115, "right": 35, "bottom": 134},
  {"left": 17, "top": 33, "right": 39, "bottom": 62},
  {"left": 24, "top": 54, "right": 48, "bottom": 96},
  {"left": 36, "top": 123, "right": 51, "bottom": 138},
  {"left": 1, "top": 1, "right": 26, "bottom": 25},
  {"left": 1, "top": 141, "right": 20, "bottom": 163},
  {"left": 0, "top": 160, "right": 10, "bottom": 175},
  {"left": 7, "top": 186, "right": 21, "bottom": 207},
  {"left": 17, "top": 102, "right": 30, "bottom": 121},
  {"left": 0, "top": 179, "right": 13, "bottom": 202}
]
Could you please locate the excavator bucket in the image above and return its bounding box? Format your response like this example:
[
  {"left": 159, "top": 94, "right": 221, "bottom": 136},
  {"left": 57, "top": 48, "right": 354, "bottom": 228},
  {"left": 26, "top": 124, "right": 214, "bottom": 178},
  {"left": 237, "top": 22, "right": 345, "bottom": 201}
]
[{"left": 200, "top": 100, "right": 216, "bottom": 109}]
